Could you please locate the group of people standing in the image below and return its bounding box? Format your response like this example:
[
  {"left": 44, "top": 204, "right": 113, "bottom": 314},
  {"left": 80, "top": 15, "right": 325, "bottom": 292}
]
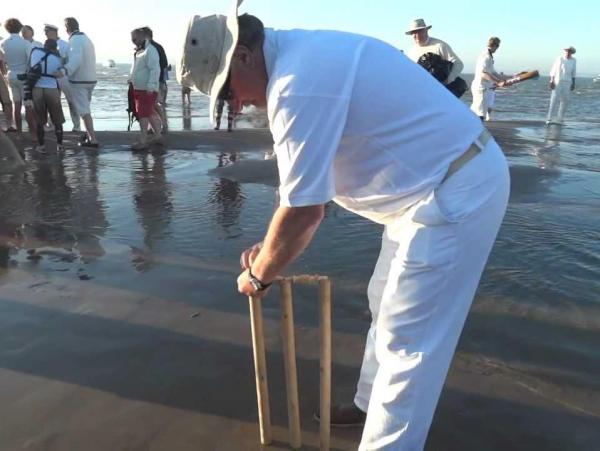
[
  {"left": 0, "top": 17, "right": 99, "bottom": 152},
  {"left": 405, "top": 18, "right": 578, "bottom": 124}
]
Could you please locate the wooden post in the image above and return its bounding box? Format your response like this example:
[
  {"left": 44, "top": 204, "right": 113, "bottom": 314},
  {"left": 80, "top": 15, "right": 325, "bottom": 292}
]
[
  {"left": 319, "top": 278, "right": 332, "bottom": 451},
  {"left": 248, "top": 295, "right": 272, "bottom": 445},
  {"left": 280, "top": 278, "right": 302, "bottom": 449}
]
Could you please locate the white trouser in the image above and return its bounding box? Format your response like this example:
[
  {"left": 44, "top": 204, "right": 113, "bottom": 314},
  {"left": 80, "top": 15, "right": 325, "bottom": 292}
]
[
  {"left": 547, "top": 81, "right": 571, "bottom": 122},
  {"left": 470, "top": 83, "right": 495, "bottom": 119},
  {"left": 355, "top": 138, "right": 510, "bottom": 451},
  {"left": 57, "top": 77, "right": 81, "bottom": 129}
]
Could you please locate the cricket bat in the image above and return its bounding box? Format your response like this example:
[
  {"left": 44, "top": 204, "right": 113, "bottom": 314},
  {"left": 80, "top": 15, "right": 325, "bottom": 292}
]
[{"left": 504, "top": 70, "right": 539, "bottom": 86}]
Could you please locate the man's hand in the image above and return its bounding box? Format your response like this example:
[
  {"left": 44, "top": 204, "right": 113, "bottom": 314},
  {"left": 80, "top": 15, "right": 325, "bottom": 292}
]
[
  {"left": 240, "top": 241, "right": 263, "bottom": 270},
  {"left": 497, "top": 80, "right": 506, "bottom": 88},
  {"left": 549, "top": 81, "right": 555, "bottom": 90},
  {"left": 237, "top": 268, "right": 269, "bottom": 298},
  {"left": 54, "top": 69, "right": 65, "bottom": 78}
]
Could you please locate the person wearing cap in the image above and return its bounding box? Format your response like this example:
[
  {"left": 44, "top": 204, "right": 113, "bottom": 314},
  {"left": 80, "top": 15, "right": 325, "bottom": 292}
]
[
  {"left": 44, "top": 23, "right": 79, "bottom": 132},
  {"left": 0, "top": 18, "right": 37, "bottom": 134},
  {"left": 129, "top": 28, "right": 161, "bottom": 150},
  {"left": 470, "top": 36, "right": 507, "bottom": 121},
  {"left": 546, "top": 46, "right": 577, "bottom": 125},
  {"left": 182, "top": 4, "right": 510, "bottom": 449},
  {"left": 54, "top": 17, "right": 99, "bottom": 148},
  {"left": 28, "top": 39, "right": 65, "bottom": 153},
  {"left": 405, "top": 18, "right": 467, "bottom": 97}
]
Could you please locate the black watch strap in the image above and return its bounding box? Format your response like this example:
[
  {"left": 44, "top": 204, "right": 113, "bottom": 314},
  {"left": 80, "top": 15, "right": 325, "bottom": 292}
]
[{"left": 248, "top": 267, "right": 272, "bottom": 291}]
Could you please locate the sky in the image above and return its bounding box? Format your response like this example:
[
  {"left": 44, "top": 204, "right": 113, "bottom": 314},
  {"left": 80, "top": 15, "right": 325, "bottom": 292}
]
[{"left": 2, "top": 0, "right": 599, "bottom": 76}]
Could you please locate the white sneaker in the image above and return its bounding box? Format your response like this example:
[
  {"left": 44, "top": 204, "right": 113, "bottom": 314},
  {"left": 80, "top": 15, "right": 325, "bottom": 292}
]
[
  {"left": 57, "top": 144, "right": 64, "bottom": 152},
  {"left": 35, "top": 145, "right": 46, "bottom": 154}
]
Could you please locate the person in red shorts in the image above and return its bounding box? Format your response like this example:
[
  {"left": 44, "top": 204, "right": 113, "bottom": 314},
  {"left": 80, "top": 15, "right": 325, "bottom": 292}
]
[{"left": 129, "top": 28, "right": 161, "bottom": 150}]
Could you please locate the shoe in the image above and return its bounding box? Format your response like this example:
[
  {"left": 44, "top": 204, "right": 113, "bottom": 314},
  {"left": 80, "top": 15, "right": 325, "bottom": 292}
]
[
  {"left": 72, "top": 126, "right": 81, "bottom": 132},
  {"left": 35, "top": 144, "right": 46, "bottom": 154},
  {"left": 56, "top": 144, "right": 64, "bottom": 152},
  {"left": 79, "top": 139, "right": 100, "bottom": 148},
  {"left": 545, "top": 120, "right": 552, "bottom": 125},
  {"left": 4, "top": 126, "right": 18, "bottom": 133},
  {"left": 78, "top": 133, "right": 88, "bottom": 143},
  {"left": 131, "top": 141, "right": 149, "bottom": 151},
  {"left": 313, "top": 402, "right": 366, "bottom": 428}
]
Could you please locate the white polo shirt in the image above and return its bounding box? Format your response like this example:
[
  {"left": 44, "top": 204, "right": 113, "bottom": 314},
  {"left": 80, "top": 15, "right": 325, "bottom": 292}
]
[
  {"left": 0, "top": 33, "right": 31, "bottom": 79},
  {"left": 263, "top": 28, "right": 484, "bottom": 224},
  {"left": 472, "top": 48, "right": 496, "bottom": 90}
]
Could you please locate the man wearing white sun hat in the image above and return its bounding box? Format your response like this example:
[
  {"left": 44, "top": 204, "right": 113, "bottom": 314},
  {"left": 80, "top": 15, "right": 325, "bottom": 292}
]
[
  {"left": 546, "top": 46, "right": 577, "bottom": 125},
  {"left": 180, "top": 2, "right": 509, "bottom": 449}
]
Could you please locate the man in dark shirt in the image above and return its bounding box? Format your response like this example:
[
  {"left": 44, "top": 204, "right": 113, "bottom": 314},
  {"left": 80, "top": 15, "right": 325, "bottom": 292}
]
[{"left": 141, "top": 27, "right": 168, "bottom": 132}]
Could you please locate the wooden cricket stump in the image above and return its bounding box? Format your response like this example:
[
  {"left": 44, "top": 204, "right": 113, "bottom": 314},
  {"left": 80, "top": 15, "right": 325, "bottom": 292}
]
[{"left": 248, "top": 274, "right": 332, "bottom": 450}]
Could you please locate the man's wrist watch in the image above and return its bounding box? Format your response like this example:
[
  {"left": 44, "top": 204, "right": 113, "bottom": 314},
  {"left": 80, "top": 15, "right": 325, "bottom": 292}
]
[{"left": 248, "top": 267, "right": 272, "bottom": 292}]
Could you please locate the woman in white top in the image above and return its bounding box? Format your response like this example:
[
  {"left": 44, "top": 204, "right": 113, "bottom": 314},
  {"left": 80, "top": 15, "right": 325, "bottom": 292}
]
[{"left": 29, "top": 39, "right": 65, "bottom": 152}]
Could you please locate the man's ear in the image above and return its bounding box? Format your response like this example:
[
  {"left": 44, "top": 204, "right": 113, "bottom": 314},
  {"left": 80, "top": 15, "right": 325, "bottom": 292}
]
[{"left": 232, "top": 45, "right": 254, "bottom": 68}]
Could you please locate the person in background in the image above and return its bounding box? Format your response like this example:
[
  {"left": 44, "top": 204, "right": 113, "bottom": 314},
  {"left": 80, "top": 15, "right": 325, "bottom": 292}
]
[
  {"left": 29, "top": 39, "right": 65, "bottom": 153},
  {"left": 470, "top": 36, "right": 507, "bottom": 121},
  {"left": 0, "top": 18, "right": 37, "bottom": 135},
  {"left": 405, "top": 18, "right": 467, "bottom": 97},
  {"left": 546, "top": 46, "right": 577, "bottom": 125},
  {"left": 214, "top": 97, "right": 234, "bottom": 132},
  {"left": 141, "top": 26, "right": 168, "bottom": 133},
  {"left": 44, "top": 23, "right": 80, "bottom": 132},
  {"left": 55, "top": 17, "right": 99, "bottom": 147},
  {"left": 129, "top": 28, "right": 161, "bottom": 150},
  {"left": 21, "top": 25, "right": 43, "bottom": 50},
  {"left": 0, "top": 46, "right": 14, "bottom": 124}
]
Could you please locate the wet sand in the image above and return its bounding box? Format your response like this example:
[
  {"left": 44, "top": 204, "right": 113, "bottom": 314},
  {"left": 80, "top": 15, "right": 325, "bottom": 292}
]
[{"left": 1, "top": 123, "right": 599, "bottom": 451}]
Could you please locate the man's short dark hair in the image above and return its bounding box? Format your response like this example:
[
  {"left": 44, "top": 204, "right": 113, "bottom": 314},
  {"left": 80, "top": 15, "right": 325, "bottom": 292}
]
[
  {"left": 64, "top": 17, "right": 79, "bottom": 33},
  {"left": 141, "top": 26, "right": 153, "bottom": 39},
  {"left": 22, "top": 25, "right": 34, "bottom": 34},
  {"left": 237, "top": 14, "right": 264, "bottom": 50},
  {"left": 4, "top": 18, "right": 23, "bottom": 34}
]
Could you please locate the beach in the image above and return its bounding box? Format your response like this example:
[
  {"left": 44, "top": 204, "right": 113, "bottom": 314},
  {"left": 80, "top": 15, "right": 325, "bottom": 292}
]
[{"left": 1, "top": 113, "right": 599, "bottom": 450}]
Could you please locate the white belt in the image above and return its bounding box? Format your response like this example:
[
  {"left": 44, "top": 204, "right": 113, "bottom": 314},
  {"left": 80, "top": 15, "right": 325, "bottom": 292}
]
[{"left": 442, "top": 129, "right": 492, "bottom": 183}]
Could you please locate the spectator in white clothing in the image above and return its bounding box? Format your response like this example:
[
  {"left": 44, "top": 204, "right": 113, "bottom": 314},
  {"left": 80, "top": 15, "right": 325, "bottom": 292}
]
[
  {"left": 44, "top": 23, "right": 79, "bottom": 131},
  {"left": 0, "top": 18, "right": 37, "bottom": 135},
  {"left": 54, "top": 17, "right": 99, "bottom": 147},
  {"left": 29, "top": 39, "right": 65, "bottom": 153},
  {"left": 405, "top": 18, "right": 467, "bottom": 97},
  {"left": 546, "top": 46, "right": 577, "bottom": 125},
  {"left": 0, "top": 47, "right": 13, "bottom": 122},
  {"left": 129, "top": 28, "right": 161, "bottom": 150}
]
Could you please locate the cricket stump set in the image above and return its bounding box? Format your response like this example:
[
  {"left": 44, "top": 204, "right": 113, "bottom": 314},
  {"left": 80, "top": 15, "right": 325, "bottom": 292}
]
[{"left": 248, "top": 275, "right": 332, "bottom": 450}]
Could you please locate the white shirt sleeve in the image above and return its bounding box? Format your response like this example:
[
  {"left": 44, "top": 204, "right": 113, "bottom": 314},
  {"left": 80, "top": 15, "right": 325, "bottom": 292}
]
[
  {"left": 440, "top": 41, "right": 463, "bottom": 82},
  {"left": 572, "top": 59, "right": 577, "bottom": 78},
  {"left": 146, "top": 45, "right": 160, "bottom": 92},
  {"left": 64, "top": 37, "right": 81, "bottom": 75},
  {"left": 270, "top": 93, "right": 351, "bottom": 207},
  {"left": 549, "top": 58, "right": 559, "bottom": 79}
]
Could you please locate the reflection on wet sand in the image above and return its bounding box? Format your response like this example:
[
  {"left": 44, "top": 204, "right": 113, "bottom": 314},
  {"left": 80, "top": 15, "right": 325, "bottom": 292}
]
[
  {"left": 131, "top": 149, "right": 174, "bottom": 272},
  {"left": 0, "top": 148, "right": 108, "bottom": 269},
  {"left": 207, "top": 153, "right": 245, "bottom": 239}
]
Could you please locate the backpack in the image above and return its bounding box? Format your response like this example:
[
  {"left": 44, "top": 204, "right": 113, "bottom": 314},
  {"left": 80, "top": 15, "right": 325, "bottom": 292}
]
[{"left": 23, "top": 50, "right": 55, "bottom": 101}]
